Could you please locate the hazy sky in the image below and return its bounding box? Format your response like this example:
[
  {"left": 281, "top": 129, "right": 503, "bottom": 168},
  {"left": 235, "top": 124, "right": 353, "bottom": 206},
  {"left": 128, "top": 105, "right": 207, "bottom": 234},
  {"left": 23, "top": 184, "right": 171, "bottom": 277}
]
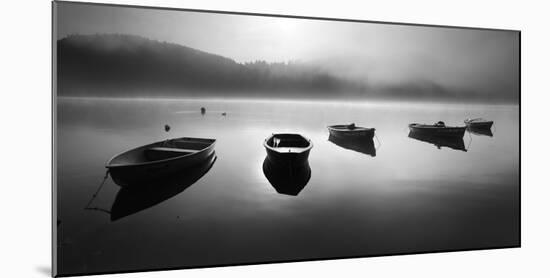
[{"left": 55, "top": 2, "right": 519, "bottom": 100}]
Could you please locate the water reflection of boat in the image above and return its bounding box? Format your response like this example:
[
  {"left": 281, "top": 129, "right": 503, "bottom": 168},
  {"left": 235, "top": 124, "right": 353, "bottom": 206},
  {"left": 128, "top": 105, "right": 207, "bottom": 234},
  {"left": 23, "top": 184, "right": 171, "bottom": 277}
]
[
  {"left": 264, "top": 133, "right": 312, "bottom": 166},
  {"left": 262, "top": 157, "right": 311, "bottom": 196},
  {"left": 328, "top": 134, "right": 376, "bottom": 157},
  {"left": 408, "top": 131, "right": 467, "bottom": 152},
  {"left": 327, "top": 123, "right": 375, "bottom": 139},
  {"left": 110, "top": 153, "right": 217, "bottom": 221},
  {"left": 408, "top": 122, "right": 466, "bottom": 137},
  {"left": 467, "top": 126, "right": 494, "bottom": 137},
  {"left": 106, "top": 137, "right": 216, "bottom": 187}
]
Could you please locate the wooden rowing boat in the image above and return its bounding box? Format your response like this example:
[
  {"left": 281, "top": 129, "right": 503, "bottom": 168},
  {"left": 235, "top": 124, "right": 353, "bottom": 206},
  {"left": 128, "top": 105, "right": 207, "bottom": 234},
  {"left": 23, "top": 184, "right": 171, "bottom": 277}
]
[
  {"left": 327, "top": 123, "right": 375, "bottom": 139},
  {"left": 106, "top": 137, "right": 216, "bottom": 187},
  {"left": 264, "top": 133, "right": 312, "bottom": 166},
  {"left": 408, "top": 122, "right": 466, "bottom": 137},
  {"left": 464, "top": 118, "right": 494, "bottom": 129}
]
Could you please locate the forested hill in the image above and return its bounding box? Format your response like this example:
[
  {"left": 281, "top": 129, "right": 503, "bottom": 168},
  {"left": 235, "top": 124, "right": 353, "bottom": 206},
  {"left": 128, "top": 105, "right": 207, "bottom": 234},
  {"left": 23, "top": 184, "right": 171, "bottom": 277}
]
[{"left": 56, "top": 34, "right": 365, "bottom": 98}]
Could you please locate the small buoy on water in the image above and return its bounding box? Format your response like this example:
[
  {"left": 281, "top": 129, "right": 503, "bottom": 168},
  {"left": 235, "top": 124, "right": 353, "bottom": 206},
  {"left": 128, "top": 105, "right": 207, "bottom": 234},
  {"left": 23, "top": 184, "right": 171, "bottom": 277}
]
[
  {"left": 201, "top": 107, "right": 206, "bottom": 115},
  {"left": 164, "top": 124, "right": 171, "bottom": 132},
  {"left": 222, "top": 112, "right": 227, "bottom": 116}
]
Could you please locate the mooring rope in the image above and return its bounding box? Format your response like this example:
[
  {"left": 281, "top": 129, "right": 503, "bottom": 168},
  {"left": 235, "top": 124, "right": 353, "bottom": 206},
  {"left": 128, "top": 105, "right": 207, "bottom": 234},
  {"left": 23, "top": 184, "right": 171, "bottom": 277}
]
[
  {"left": 84, "top": 169, "right": 110, "bottom": 210},
  {"left": 466, "top": 130, "right": 473, "bottom": 151}
]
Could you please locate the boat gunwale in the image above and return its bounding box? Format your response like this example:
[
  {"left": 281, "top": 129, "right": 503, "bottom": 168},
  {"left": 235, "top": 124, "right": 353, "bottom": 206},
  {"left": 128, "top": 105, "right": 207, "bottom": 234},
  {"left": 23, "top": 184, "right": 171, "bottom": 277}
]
[
  {"left": 263, "top": 133, "right": 313, "bottom": 154},
  {"left": 464, "top": 118, "right": 493, "bottom": 124},
  {"left": 327, "top": 125, "right": 375, "bottom": 132},
  {"left": 105, "top": 137, "right": 216, "bottom": 169},
  {"left": 408, "top": 123, "right": 466, "bottom": 130}
]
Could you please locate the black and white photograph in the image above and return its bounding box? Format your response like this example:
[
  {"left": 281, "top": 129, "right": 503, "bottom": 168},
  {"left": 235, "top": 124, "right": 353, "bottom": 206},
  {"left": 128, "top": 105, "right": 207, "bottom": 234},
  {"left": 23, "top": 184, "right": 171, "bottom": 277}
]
[{"left": 53, "top": 1, "right": 519, "bottom": 276}]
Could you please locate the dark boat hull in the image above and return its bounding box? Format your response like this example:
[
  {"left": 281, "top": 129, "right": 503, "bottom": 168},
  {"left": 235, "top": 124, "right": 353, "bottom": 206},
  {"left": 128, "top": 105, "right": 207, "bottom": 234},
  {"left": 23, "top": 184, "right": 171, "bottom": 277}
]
[
  {"left": 467, "top": 126, "right": 494, "bottom": 137},
  {"left": 107, "top": 138, "right": 216, "bottom": 187},
  {"left": 466, "top": 122, "right": 493, "bottom": 130},
  {"left": 408, "top": 124, "right": 466, "bottom": 137},
  {"left": 328, "top": 127, "right": 375, "bottom": 139},
  {"left": 265, "top": 147, "right": 311, "bottom": 166}
]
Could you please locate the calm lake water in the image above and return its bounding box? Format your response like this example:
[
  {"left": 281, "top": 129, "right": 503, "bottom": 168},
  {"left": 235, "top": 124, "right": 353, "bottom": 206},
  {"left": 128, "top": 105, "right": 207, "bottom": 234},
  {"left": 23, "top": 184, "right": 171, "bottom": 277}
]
[{"left": 56, "top": 97, "right": 520, "bottom": 275}]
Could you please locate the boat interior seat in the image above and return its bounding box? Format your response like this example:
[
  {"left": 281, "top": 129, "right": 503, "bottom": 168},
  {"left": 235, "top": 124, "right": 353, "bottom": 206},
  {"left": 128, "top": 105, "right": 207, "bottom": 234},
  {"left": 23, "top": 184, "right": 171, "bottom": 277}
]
[
  {"left": 168, "top": 141, "right": 210, "bottom": 150},
  {"left": 271, "top": 137, "right": 309, "bottom": 148},
  {"left": 144, "top": 147, "right": 199, "bottom": 161}
]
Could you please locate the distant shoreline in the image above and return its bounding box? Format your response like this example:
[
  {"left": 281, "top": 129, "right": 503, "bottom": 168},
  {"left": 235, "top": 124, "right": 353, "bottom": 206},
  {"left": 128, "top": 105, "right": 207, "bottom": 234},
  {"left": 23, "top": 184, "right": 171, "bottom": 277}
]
[
  {"left": 56, "top": 95, "right": 519, "bottom": 108},
  {"left": 56, "top": 34, "right": 519, "bottom": 104}
]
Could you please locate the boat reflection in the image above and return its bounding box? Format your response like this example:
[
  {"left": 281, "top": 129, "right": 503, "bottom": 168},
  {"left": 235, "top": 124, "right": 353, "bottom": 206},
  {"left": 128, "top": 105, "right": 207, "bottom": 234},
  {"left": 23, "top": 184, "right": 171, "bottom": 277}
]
[
  {"left": 467, "top": 126, "right": 494, "bottom": 137},
  {"left": 262, "top": 157, "right": 311, "bottom": 196},
  {"left": 110, "top": 153, "right": 217, "bottom": 221},
  {"left": 408, "top": 131, "right": 467, "bottom": 152},
  {"left": 328, "top": 134, "right": 376, "bottom": 157}
]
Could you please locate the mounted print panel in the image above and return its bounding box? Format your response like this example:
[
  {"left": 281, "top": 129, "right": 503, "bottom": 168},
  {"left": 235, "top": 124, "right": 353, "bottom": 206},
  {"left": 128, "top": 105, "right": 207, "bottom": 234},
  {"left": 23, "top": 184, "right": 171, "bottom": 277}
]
[{"left": 53, "top": 1, "right": 520, "bottom": 276}]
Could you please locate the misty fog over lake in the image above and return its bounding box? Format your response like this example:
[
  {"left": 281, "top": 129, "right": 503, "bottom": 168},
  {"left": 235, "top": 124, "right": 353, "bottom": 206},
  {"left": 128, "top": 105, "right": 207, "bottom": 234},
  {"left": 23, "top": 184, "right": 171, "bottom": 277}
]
[
  {"left": 56, "top": 2, "right": 519, "bottom": 103},
  {"left": 54, "top": 2, "right": 520, "bottom": 276}
]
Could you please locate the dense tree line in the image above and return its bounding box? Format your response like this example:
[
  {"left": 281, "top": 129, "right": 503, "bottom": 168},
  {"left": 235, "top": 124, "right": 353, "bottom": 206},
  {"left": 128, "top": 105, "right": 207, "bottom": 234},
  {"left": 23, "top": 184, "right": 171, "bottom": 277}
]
[{"left": 57, "top": 34, "right": 364, "bottom": 98}]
